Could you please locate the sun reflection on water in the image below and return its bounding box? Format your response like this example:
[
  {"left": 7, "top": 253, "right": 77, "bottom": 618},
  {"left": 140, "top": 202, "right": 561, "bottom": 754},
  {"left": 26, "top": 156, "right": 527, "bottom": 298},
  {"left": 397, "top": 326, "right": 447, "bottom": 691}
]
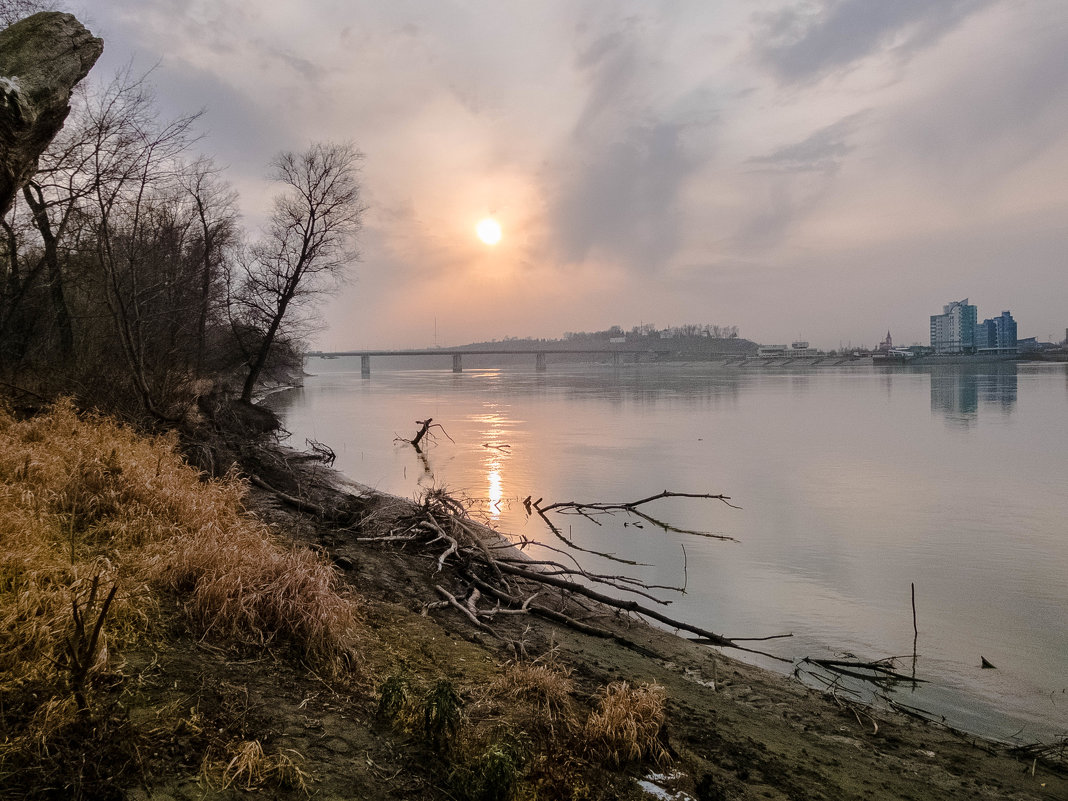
[
  {"left": 487, "top": 466, "right": 502, "bottom": 518},
  {"left": 475, "top": 405, "right": 512, "bottom": 520}
]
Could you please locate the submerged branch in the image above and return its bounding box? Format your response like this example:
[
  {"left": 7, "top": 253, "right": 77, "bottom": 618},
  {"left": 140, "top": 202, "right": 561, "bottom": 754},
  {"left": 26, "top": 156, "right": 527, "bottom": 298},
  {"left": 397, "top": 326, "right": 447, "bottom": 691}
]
[
  {"left": 802, "top": 657, "right": 927, "bottom": 685},
  {"left": 534, "top": 491, "right": 740, "bottom": 546}
]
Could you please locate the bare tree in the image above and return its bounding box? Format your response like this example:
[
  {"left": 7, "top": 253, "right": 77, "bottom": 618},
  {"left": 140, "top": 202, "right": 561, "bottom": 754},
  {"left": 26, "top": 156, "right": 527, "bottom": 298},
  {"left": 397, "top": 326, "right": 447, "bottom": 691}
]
[
  {"left": 15, "top": 83, "right": 105, "bottom": 358},
  {"left": 178, "top": 157, "right": 240, "bottom": 371},
  {"left": 234, "top": 142, "right": 364, "bottom": 403}
]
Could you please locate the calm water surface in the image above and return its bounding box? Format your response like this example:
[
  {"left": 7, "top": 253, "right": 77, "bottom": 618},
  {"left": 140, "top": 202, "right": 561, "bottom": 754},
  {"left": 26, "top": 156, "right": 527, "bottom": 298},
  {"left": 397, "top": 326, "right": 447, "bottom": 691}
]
[{"left": 267, "top": 359, "right": 1068, "bottom": 742}]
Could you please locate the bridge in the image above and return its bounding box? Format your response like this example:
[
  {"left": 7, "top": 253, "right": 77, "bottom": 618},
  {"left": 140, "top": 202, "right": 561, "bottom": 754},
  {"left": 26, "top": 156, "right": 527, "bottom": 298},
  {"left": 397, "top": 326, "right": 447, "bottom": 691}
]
[{"left": 307, "top": 348, "right": 670, "bottom": 376}]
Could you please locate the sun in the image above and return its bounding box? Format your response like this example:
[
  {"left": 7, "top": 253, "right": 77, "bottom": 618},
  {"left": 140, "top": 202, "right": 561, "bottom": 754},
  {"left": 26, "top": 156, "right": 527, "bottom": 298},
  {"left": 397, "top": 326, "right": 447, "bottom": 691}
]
[{"left": 476, "top": 217, "right": 502, "bottom": 245}]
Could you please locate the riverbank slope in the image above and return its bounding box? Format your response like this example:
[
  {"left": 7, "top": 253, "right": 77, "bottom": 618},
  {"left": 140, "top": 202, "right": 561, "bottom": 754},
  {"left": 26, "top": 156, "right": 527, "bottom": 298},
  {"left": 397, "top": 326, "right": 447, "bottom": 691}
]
[{"left": 0, "top": 403, "right": 1062, "bottom": 800}]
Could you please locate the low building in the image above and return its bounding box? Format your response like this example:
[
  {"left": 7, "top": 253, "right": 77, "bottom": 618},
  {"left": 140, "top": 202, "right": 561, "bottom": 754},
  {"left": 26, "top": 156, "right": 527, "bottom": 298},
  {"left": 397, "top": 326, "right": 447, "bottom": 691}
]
[{"left": 758, "top": 341, "right": 819, "bottom": 358}]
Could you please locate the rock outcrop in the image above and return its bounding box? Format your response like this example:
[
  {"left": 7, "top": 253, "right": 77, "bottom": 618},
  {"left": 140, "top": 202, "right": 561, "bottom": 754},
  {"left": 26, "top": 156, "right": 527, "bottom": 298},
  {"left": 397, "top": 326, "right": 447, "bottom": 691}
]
[{"left": 0, "top": 12, "right": 102, "bottom": 217}]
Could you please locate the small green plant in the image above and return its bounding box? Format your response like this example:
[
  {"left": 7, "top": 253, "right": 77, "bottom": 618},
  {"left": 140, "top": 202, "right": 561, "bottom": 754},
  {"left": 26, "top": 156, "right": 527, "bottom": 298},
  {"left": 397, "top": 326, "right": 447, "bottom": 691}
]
[
  {"left": 469, "top": 742, "right": 522, "bottom": 801},
  {"left": 423, "top": 679, "right": 462, "bottom": 751},
  {"left": 377, "top": 672, "right": 412, "bottom": 721}
]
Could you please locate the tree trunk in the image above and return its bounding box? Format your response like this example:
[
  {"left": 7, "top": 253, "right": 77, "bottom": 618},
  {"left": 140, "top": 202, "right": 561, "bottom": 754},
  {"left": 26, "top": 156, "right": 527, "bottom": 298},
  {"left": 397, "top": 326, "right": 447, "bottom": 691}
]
[
  {"left": 23, "top": 183, "right": 73, "bottom": 356},
  {"left": 239, "top": 285, "right": 293, "bottom": 403}
]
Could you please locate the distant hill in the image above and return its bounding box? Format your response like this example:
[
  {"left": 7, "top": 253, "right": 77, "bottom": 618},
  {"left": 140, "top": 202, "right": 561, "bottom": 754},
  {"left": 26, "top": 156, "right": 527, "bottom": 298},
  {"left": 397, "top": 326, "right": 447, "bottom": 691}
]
[{"left": 455, "top": 330, "right": 759, "bottom": 360}]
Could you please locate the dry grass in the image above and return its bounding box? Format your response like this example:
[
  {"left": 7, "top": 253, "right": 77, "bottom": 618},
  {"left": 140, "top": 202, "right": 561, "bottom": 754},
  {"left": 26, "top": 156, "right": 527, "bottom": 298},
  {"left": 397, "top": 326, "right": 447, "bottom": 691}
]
[
  {"left": 495, "top": 653, "right": 577, "bottom": 735},
  {"left": 0, "top": 400, "right": 360, "bottom": 681},
  {"left": 209, "top": 739, "right": 311, "bottom": 792},
  {"left": 0, "top": 399, "right": 362, "bottom": 795},
  {"left": 142, "top": 516, "right": 359, "bottom": 661},
  {"left": 0, "top": 400, "right": 164, "bottom": 701},
  {"left": 584, "top": 681, "right": 669, "bottom": 767}
]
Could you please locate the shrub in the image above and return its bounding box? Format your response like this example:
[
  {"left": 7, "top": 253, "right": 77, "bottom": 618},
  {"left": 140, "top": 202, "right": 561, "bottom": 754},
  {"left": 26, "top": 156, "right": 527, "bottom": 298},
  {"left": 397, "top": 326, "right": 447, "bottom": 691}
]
[
  {"left": 462, "top": 742, "right": 523, "bottom": 801},
  {"left": 424, "top": 679, "right": 463, "bottom": 752},
  {"left": 584, "top": 681, "right": 668, "bottom": 767},
  {"left": 495, "top": 656, "right": 577, "bottom": 736}
]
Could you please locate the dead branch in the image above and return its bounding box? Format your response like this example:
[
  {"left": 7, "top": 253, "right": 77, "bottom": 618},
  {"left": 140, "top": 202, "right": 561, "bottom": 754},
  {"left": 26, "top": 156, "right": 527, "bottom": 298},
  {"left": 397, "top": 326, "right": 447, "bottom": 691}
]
[
  {"left": 534, "top": 491, "right": 740, "bottom": 545},
  {"left": 305, "top": 437, "right": 336, "bottom": 465},
  {"left": 801, "top": 657, "right": 927, "bottom": 686},
  {"left": 350, "top": 532, "right": 421, "bottom": 543},
  {"left": 493, "top": 555, "right": 677, "bottom": 603},
  {"left": 65, "top": 575, "right": 118, "bottom": 714},
  {"left": 249, "top": 473, "right": 328, "bottom": 517},
  {"left": 492, "top": 561, "right": 736, "bottom": 647},
  {"left": 434, "top": 585, "right": 495, "bottom": 633},
  {"left": 1007, "top": 736, "right": 1068, "bottom": 769},
  {"left": 321, "top": 481, "right": 775, "bottom": 659},
  {"left": 396, "top": 418, "right": 455, "bottom": 452},
  {"left": 463, "top": 571, "right": 660, "bottom": 658},
  {"left": 538, "top": 490, "right": 741, "bottom": 513},
  {"left": 531, "top": 505, "right": 647, "bottom": 564},
  {"left": 420, "top": 515, "right": 458, "bottom": 572}
]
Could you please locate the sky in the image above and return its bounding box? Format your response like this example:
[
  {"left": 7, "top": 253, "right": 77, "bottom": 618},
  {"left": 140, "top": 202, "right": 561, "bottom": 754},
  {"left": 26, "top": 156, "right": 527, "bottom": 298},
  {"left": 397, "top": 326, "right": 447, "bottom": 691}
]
[{"left": 71, "top": 0, "right": 1068, "bottom": 350}]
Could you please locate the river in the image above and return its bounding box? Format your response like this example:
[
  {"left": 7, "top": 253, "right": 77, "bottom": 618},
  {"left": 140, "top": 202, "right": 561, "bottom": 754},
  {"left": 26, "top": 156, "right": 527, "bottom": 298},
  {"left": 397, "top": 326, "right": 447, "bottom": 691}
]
[{"left": 266, "top": 357, "right": 1068, "bottom": 744}]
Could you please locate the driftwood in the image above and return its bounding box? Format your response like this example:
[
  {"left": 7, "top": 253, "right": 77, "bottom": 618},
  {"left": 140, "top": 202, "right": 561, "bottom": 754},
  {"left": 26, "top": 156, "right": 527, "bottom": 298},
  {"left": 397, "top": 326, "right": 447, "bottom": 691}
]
[
  {"left": 1008, "top": 736, "right": 1068, "bottom": 770},
  {"left": 533, "top": 491, "right": 740, "bottom": 546},
  {"left": 802, "top": 656, "right": 926, "bottom": 685},
  {"left": 396, "top": 418, "right": 454, "bottom": 452},
  {"left": 340, "top": 483, "right": 790, "bottom": 659},
  {"left": 250, "top": 473, "right": 329, "bottom": 518},
  {"left": 305, "top": 438, "right": 336, "bottom": 465},
  {"left": 242, "top": 430, "right": 779, "bottom": 661}
]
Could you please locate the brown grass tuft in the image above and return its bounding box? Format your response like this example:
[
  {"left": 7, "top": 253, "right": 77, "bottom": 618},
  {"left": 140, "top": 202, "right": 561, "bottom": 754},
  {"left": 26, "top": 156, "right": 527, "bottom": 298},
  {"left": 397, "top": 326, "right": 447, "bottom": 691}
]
[
  {"left": 495, "top": 654, "right": 577, "bottom": 735},
  {"left": 584, "top": 681, "right": 669, "bottom": 767},
  {"left": 142, "top": 518, "right": 359, "bottom": 662},
  {"left": 211, "top": 739, "right": 311, "bottom": 792}
]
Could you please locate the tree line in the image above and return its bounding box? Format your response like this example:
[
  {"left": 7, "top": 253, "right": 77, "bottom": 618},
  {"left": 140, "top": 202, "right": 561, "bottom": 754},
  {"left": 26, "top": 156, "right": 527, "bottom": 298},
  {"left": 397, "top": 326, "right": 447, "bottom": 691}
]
[
  {"left": 0, "top": 59, "right": 364, "bottom": 421},
  {"left": 562, "top": 323, "right": 740, "bottom": 342}
]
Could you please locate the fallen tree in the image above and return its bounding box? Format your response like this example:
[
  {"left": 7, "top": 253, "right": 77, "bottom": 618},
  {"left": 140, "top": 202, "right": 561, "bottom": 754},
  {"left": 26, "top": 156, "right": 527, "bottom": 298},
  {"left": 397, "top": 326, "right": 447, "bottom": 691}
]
[{"left": 321, "top": 482, "right": 790, "bottom": 659}]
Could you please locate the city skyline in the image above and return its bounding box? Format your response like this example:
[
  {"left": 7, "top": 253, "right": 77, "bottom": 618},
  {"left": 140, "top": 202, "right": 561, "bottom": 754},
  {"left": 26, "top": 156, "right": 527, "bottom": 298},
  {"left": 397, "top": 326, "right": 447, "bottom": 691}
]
[{"left": 80, "top": 1, "right": 1068, "bottom": 350}]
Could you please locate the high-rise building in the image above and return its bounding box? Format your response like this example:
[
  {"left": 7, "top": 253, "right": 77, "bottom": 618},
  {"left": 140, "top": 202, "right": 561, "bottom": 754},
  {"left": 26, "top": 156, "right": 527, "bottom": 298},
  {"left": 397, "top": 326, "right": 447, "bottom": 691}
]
[
  {"left": 930, "top": 299, "right": 977, "bottom": 354},
  {"left": 975, "top": 310, "right": 1017, "bottom": 353}
]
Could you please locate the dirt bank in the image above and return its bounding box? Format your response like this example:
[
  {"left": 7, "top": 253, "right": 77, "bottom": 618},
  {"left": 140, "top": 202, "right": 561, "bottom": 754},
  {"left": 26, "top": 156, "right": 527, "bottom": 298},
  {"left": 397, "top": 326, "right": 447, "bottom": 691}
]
[{"left": 172, "top": 450, "right": 1063, "bottom": 801}]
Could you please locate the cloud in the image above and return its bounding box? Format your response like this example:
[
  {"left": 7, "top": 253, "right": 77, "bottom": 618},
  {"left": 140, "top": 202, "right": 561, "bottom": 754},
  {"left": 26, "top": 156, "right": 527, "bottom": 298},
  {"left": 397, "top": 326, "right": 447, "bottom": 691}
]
[
  {"left": 550, "top": 121, "right": 697, "bottom": 269},
  {"left": 571, "top": 23, "right": 644, "bottom": 133},
  {"left": 748, "top": 110, "right": 869, "bottom": 173},
  {"left": 755, "top": 0, "right": 998, "bottom": 83},
  {"left": 543, "top": 11, "right": 723, "bottom": 274},
  {"left": 886, "top": 16, "right": 1068, "bottom": 183}
]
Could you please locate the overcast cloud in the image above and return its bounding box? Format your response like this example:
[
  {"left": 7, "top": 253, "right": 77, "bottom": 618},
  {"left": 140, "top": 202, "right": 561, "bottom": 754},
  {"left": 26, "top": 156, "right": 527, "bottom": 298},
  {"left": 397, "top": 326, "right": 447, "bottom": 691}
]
[{"left": 69, "top": 0, "right": 1068, "bottom": 349}]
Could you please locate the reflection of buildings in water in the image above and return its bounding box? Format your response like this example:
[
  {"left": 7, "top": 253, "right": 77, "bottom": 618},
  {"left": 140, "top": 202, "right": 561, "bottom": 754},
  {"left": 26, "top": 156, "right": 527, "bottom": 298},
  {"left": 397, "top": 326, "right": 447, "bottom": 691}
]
[
  {"left": 930, "top": 366, "right": 1018, "bottom": 424},
  {"left": 977, "top": 371, "right": 1018, "bottom": 415},
  {"left": 931, "top": 371, "right": 978, "bottom": 425}
]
